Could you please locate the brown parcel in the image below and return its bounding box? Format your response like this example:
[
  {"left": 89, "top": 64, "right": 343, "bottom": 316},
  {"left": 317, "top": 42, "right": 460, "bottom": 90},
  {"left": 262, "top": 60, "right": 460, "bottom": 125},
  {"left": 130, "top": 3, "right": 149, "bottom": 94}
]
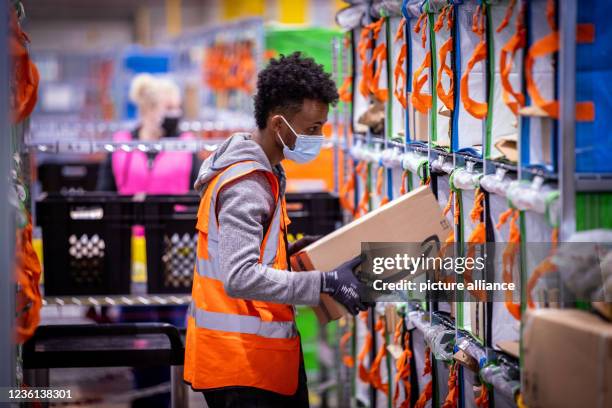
[
  {"left": 291, "top": 185, "right": 451, "bottom": 324},
  {"left": 523, "top": 309, "right": 612, "bottom": 408}
]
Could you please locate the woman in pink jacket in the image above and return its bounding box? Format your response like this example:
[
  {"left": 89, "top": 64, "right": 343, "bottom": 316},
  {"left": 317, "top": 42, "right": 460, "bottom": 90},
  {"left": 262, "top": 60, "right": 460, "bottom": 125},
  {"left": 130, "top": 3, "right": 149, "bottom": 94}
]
[{"left": 97, "top": 74, "right": 200, "bottom": 193}]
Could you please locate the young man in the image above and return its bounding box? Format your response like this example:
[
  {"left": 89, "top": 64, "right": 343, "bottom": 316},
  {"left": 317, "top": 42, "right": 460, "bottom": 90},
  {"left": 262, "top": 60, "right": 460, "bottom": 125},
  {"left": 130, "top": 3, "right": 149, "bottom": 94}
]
[{"left": 184, "top": 52, "right": 369, "bottom": 407}]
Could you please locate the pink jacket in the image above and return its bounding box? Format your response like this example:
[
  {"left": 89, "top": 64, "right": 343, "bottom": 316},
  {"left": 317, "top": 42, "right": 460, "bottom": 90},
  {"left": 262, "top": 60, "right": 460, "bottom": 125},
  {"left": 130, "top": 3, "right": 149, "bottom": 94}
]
[{"left": 111, "top": 131, "right": 194, "bottom": 195}]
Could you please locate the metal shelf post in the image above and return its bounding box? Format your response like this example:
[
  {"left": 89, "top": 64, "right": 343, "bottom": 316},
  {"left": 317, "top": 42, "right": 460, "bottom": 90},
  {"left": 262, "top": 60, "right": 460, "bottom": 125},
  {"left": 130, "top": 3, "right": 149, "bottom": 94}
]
[{"left": 0, "top": 0, "right": 16, "bottom": 389}]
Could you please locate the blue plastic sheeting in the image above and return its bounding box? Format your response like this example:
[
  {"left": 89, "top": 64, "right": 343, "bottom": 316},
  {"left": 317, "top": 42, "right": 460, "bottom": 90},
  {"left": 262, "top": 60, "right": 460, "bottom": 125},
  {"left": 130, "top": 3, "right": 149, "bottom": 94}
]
[
  {"left": 121, "top": 47, "right": 172, "bottom": 120},
  {"left": 576, "top": 0, "right": 612, "bottom": 173}
]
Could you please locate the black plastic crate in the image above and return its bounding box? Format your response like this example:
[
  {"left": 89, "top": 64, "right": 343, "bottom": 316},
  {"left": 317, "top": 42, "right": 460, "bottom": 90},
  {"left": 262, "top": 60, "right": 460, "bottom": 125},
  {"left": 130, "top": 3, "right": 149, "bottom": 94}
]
[
  {"left": 285, "top": 192, "right": 342, "bottom": 237},
  {"left": 38, "top": 162, "right": 100, "bottom": 193},
  {"left": 140, "top": 195, "right": 200, "bottom": 294},
  {"left": 36, "top": 193, "right": 134, "bottom": 296}
]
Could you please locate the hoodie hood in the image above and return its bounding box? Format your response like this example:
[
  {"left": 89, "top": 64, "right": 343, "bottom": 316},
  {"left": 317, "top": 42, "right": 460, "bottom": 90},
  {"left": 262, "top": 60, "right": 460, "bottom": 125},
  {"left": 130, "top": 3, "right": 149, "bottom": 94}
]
[{"left": 194, "top": 132, "right": 284, "bottom": 194}]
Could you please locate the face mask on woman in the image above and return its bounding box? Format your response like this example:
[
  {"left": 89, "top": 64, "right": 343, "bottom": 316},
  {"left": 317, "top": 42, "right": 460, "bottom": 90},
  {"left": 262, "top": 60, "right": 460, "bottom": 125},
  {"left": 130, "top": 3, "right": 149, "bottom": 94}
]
[{"left": 161, "top": 114, "right": 180, "bottom": 137}]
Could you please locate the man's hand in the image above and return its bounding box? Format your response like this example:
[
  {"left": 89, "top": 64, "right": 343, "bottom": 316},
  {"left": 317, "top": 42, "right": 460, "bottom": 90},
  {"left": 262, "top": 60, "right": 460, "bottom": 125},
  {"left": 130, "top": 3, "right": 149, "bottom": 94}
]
[
  {"left": 288, "top": 235, "right": 322, "bottom": 257},
  {"left": 321, "top": 256, "right": 369, "bottom": 315}
]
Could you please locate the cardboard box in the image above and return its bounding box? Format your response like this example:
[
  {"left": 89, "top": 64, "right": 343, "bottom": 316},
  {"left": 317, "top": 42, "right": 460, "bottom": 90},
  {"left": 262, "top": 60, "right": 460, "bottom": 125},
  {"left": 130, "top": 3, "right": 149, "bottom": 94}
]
[
  {"left": 493, "top": 134, "right": 518, "bottom": 162},
  {"left": 454, "top": 349, "right": 479, "bottom": 373},
  {"left": 496, "top": 340, "right": 519, "bottom": 359},
  {"left": 291, "top": 186, "right": 451, "bottom": 323},
  {"left": 523, "top": 309, "right": 612, "bottom": 408}
]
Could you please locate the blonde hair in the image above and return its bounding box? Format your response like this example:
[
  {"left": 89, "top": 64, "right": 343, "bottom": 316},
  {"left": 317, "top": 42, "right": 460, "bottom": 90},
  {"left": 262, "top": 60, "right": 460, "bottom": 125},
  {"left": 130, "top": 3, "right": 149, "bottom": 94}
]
[
  {"left": 156, "top": 77, "right": 181, "bottom": 102},
  {"left": 129, "top": 74, "right": 181, "bottom": 110}
]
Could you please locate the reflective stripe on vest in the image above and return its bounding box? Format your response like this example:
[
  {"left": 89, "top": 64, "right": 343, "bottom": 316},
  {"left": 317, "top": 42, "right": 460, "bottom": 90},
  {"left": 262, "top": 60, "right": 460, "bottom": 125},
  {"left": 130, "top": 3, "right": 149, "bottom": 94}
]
[{"left": 188, "top": 301, "right": 297, "bottom": 339}]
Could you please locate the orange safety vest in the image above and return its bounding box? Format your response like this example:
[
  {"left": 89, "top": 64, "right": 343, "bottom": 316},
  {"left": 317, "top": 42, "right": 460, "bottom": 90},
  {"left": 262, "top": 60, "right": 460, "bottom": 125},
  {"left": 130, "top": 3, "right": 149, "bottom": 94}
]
[{"left": 184, "top": 160, "right": 300, "bottom": 395}]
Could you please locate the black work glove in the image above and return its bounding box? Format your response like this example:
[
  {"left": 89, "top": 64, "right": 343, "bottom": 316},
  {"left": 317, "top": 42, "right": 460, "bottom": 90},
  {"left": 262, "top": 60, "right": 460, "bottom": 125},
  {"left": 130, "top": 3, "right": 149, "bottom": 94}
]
[
  {"left": 288, "top": 235, "right": 322, "bottom": 257},
  {"left": 321, "top": 256, "right": 369, "bottom": 315}
]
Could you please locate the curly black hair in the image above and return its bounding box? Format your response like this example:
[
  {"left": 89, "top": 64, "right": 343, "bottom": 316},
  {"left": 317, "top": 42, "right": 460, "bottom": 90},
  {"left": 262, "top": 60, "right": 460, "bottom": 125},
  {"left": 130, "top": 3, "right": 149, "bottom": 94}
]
[{"left": 254, "top": 52, "right": 339, "bottom": 130}]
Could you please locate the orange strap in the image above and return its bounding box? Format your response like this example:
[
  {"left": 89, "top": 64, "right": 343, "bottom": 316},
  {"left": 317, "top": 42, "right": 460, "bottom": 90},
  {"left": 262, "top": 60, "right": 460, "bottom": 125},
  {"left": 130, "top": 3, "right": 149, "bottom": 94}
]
[
  {"left": 338, "top": 75, "right": 353, "bottom": 103},
  {"left": 453, "top": 190, "right": 460, "bottom": 227},
  {"left": 358, "top": 25, "right": 374, "bottom": 98},
  {"left": 546, "top": 0, "right": 556, "bottom": 31},
  {"left": 496, "top": 0, "right": 517, "bottom": 33},
  {"left": 498, "top": 1, "right": 526, "bottom": 115},
  {"left": 394, "top": 331, "right": 412, "bottom": 408},
  {"left": 441, "top": 191, "right": 457, "bottom": 252},
  {"left": 400, "top": 170, "right": 409, "bottom": 195},
  {"left": 415, "top": 346, "right": 433, "bottom": 408},
  {"left": 435, "top": 6, "right": 455, "bottom": 111},
  {"left": 395, "top": 18, "right": 406, "bottom": 43},
  {"left": 524, "top": 0, "right": 594, "bottom": 120},
  {"left": 369, "top": 317, "right": 390, "bottom": 395},
  {"left": 358, "top": 311, "right": 373, "bottom": 383},
  {"left": 475, "top": 384, "right": 490, "bottom": 407},
  {"left": 340, "top": 328, "right": 355, "bottom": 368},
  {"left": 441, "top": 363, "right": 459, "bottom": 408},
  {"left": 450, "top": 192, "right": 461, "bottom": 240},
  {"left": 359, "top": 19, "right": 387, "bottom": 99},
  {"left": 15, "top": 219, "right": 42, "bottom": 343},
  {"left": 526, "top": 227, "right": 559, "bottom": 308},
  {"left": 394, "top": 18, "right": 408, "bottom": 108},
  {"left": 460, "top": 5, "right": 488, "bottom": 119},
  {"left": 10, "top": 9, "right": 39, "bottom": 124},
  {"left": 394, "top": 319, "right": 403, "bottom": 345},
  {"left": 339, "top": 161, "right": 356, "bottom": 214},
  {"left": 524, "top": 24, "right": 595, "bottom": 121},
  {"left": 369, "top": 43, "right": 389, "bottom": 102},
  {"left": 394, "top": 44, "right": 408, "bottom": 109},
  {"left": 465, "top": 190, "right": 487, "bottom": 301},
  {"left": 412, "top": 52, "right": 433, "bottom": 114},
  {"left": 376, "top": 166, "right": 390, "bottom": 206},
  {"left": 414, "top": 13, "right": 428, "bottom": 48},
  {"left": 496, "top": 208, "right": 521, "bottom": 320},
  {"left": 411, "top": 12, "right": 433, "bottom": 114},
  {"left": 356, "top": 161, "right": 370, "bottom": 218},
  {"left": 371, "top": 18, "right": 386, "bottom": 41},
  {"left": 443, "top": 190, "right": 455, "bottom": 217},
  {"left": 433, "top": 6, "right": 448, "bottom": 32},
  {"left": 437, "top": 37, "right": 455, "bottom": 111}
]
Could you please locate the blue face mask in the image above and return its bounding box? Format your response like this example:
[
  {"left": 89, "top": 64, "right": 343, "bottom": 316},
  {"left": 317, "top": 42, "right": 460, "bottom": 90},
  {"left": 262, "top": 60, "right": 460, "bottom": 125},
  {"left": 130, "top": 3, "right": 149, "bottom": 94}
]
[{"left": 277, "top": 116, "right": 325, "bottom": 164}]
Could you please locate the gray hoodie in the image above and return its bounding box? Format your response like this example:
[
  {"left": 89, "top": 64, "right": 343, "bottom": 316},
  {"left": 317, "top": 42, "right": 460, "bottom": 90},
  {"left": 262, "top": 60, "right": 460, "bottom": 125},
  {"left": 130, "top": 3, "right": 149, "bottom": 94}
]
[{"left": 194, "top": 133, "right": 322, "bottom": 306}]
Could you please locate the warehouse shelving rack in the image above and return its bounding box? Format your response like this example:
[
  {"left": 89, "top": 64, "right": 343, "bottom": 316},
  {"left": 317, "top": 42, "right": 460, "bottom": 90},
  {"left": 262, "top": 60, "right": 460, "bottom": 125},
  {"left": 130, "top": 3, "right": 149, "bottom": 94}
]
[{"left": 330, "top": 1, "right": 612, "bottom": 408}]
